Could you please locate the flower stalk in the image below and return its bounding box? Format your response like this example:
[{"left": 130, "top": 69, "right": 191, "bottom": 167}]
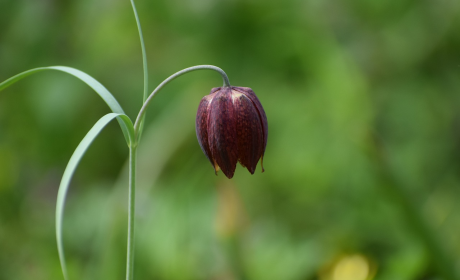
[
  {"left": 126, "top": 1, "right": 145, "bottom": 279},
  {"left": 133, "top": 65, "right": 231, "bottom": 136},
  {"left": 126, "top": 145, "right": 137, "bottom": 280},
  {"left": 126, "top": 65, "right": 231, "bottom": 280}
]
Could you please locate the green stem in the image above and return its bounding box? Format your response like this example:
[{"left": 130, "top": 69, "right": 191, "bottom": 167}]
[
  {"left": 126, "top": 65, "right": 230, "bottom": 280},
  {"left": 126, "top": 145, "right": 137, "bottom": 280},
  {"left": 126, "top": 2, "right": 146, "bottom": 277},
  {"left": 133, "top": 65, "right": 231, "bottom": 136}
]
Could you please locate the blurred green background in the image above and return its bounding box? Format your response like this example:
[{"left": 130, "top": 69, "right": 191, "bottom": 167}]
[{"left": 1, "top": 0, "right": 460, "bottom": 279}]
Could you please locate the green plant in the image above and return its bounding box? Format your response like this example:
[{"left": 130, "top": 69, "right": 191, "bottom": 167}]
[{"left": 0, "top": 1, "right": 267, "bottom": 280}]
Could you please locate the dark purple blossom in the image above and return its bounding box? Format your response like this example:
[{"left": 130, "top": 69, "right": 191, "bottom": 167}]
[{"left": 196, "top": 86, "right": 267, "bottom": 179}]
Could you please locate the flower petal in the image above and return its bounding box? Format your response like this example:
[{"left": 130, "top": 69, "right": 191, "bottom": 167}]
[
  {"left": 232, "top": 91, "right": 264, "bottom": 174},
  {"left": 196, "top": 93, "right": 215, "bottom": 168},
  {"left": 232, "top": 87, "right": 268, "bottom": 171},
  {"left": 208, "top": 87, "right": 238, "bottom": 179}
]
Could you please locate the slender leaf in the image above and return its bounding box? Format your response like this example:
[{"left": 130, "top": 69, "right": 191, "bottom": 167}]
[
  {"left": 129, "top": 0, "right": 148, "bottom": 102},
  {"left": 0, "top": 66, "right": 131, "bottom": 145},
  {"left": 129, "top": 0, "right": 149, "bottom": 141},
  {"left": 56, "top": 113, "right": 134, "bottom": 280}
]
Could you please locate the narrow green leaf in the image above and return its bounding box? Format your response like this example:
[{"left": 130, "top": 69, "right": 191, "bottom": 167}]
[
  {"left": 56, "top": 113, "right": 134, "bottom": 280},
  {"left": 129, "top": 0, "right": 149, "bottom": 142},
  {"left": 129, "top": 0, "right": 148, "bottom": 103},
  {"left": 0, "top": 66, "right": 131, "bottom": 145}
]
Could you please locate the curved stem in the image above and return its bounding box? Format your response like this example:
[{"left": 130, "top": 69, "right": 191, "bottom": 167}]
[
  {"left": 133, "top": 65, "right": 230, "bottom": 136},
  {"left": 126, "top": 65, "right": 229, "bottom": 279},
  {"left": 126, "top": 146, "right": 137, "bottom": 280}
]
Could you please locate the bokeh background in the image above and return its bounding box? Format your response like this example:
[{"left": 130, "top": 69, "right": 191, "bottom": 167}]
[{"left": 1, "top": 0, "right": 460, "bottom": 279}]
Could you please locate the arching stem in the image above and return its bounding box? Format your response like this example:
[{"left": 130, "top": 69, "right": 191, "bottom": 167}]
[
  {"left": 133, "top": 65, "right": 231, "bottom": 138},
  {"left": 125, "top": 65, "right": 229, "bottom": 280}
]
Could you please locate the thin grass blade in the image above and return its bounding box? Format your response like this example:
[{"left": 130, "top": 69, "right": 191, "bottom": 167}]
[
  {"left": 129, "top": 0, "right": 149, "bottom": 141},
  {"left": 129, "top": 0, "right": 148, "bottom": 103},
  {"left": 0, "top": 66, "right": 131, "bottom": 145},
  {"left": 56, "top": 113, "right": 134, "bottom": 280}
]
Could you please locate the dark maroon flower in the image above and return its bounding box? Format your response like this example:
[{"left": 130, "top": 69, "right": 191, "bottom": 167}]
[{"left": 196, "top": 86, "right": 268, "bottom": 179}]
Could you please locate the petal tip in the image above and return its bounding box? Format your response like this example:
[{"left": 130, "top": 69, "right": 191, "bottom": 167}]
[
  {"left": 214, "top": 162, "right": 221, "bottom": 175},
  {"left": 221, "top": 166, "right": 236, "bottom": 179}
]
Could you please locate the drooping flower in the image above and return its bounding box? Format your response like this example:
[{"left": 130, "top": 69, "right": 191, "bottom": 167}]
[{"left": 196, "top": 86, "right": 268, "bottom": 179}]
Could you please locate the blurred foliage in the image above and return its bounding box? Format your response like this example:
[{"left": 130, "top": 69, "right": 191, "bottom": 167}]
[{"left": 1, "top": 0, "right": 460, "bottom": 279}]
